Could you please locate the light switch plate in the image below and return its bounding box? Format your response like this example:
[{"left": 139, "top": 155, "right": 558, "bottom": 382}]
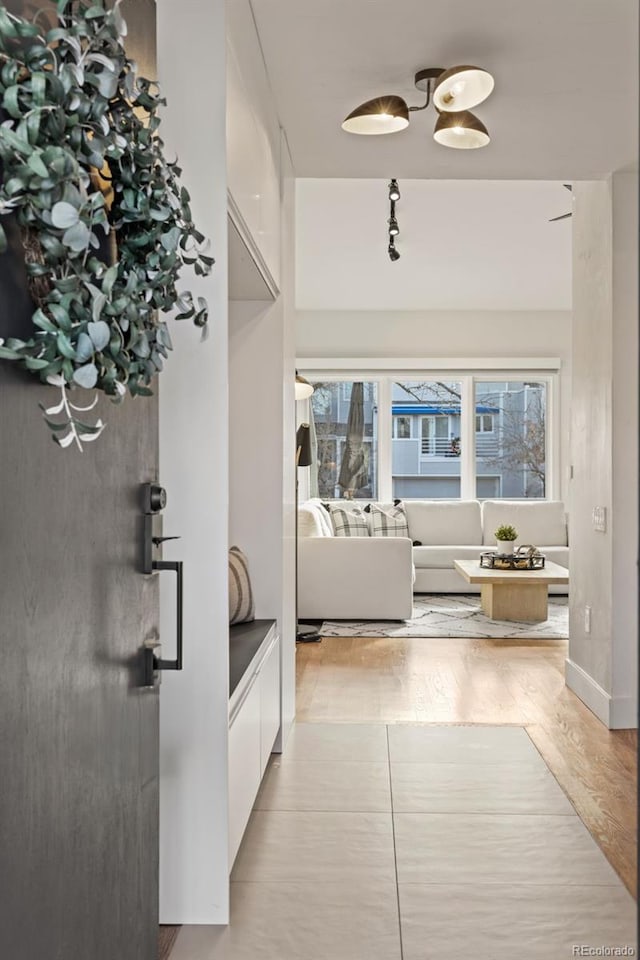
[{"left": 592, "top": 506, "right": 607, "bottom": 533}]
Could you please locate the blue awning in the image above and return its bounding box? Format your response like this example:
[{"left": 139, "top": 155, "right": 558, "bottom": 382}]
[
  {"left": 393, "top": 404, "right": 459, "bottom": 415},
  {"left": 392, "top": 404, "right": 498, "bottom": 415}
]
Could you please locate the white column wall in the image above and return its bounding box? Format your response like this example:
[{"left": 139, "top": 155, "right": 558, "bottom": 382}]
[
  {"left": 157, "top": 0, "right": 231, "bottom": 923},
  {"left": 567, "top": 175, "right": 638, "bottom": 729},
  {"left": 280, "top": 137, "right": 297, "bottom": 745},
  {"left": 610, "top": 172, "right": 638, "bottom": 727}
]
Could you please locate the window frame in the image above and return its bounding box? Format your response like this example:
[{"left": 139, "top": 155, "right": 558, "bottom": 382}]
[
  {"left": 298, "top": 361, "right": 560, "bottom": 502},
  {"left": 393, "top": 415, "right": 413, "bottom": 440}
]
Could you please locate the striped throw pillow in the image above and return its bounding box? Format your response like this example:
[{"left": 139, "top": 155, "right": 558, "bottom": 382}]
[
  {"left": 369, "top": 503, "right": 409, "bottom": 538},
  {"left": 229, "top": 546, "right": 255, "bottom": 625},
  {"left": 329, "top": 505, "right": 370, "bottom": 537}
]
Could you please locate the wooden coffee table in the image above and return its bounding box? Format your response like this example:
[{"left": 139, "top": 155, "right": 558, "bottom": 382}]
[{"left": 453, "top": 559, "right": 569, "bottom": 623}]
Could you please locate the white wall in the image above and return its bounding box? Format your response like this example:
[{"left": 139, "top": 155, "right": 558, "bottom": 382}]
[
  {"left": 611, "top": 173, "right": 639, "bottom": 728},
  {"left": 295, "top": 180, "right": 572, "bottom": 312},
  {"left": 567, "top": 175, "right": 638, "bottom": 729},
  {"left": 229, "top": 299, "right": 283, "bottom": 620},
  {"left": 157, "top": 0, "right": 230, "bottom": 924},
  {"left": 279, "top": 136, "right": 297, "bottom": 745},
  {"left": 297, "top": 309, "right": 572, "bottom": 500},
  {"left": 227, "top": 0, "right": 281, "bottom": 286}
]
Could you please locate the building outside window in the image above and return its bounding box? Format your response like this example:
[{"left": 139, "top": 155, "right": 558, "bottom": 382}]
[
  {"left": 391, "top": 381, "right": 462, "bottom": 500},
  {"left": 393, "top": 416, "right": 412, "bottom": 439}
]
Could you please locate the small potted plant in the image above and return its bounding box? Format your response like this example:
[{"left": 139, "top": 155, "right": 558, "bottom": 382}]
[{"left": 494, "top": 523, "right": 518, "bottom": 555}]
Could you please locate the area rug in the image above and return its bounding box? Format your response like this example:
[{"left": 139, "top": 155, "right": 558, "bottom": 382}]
[{"left": 320, "top": 594, "right": 568, "bottom": 640}]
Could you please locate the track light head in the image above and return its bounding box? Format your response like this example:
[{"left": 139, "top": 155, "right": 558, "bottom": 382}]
[
  {"left": 388, "top": 216, "right": 399, "bottom": 237},
  {"left": 388, "top": 243, "right": 400, "bottom": 262},
  {"left": 389, "top": 179, "right": 401, "bottom": 202}
]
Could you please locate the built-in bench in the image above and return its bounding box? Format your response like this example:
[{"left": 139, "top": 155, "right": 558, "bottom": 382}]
[{"left": 228, "top": 619, "right": 280, "bottom": 866}]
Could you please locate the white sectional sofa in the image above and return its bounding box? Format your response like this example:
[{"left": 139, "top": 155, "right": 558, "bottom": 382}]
[
  {"left": 297, "top": 498, "right": 569, "bottom": 621},
  {"left": 407, "top": 499, "right": 569, "bottom": 593}
]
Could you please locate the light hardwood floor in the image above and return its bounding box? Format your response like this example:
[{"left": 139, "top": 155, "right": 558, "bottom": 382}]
[{"left": 296, "top": 635, "right": 637, "bottom": 897}]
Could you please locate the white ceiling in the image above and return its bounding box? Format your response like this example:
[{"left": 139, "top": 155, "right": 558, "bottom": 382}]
[
  {"left": 251, "top": 0, "right": 638, "bottom": 179},
  {"left": 296, "top": 180, "right": 572, "bottom": 311}
]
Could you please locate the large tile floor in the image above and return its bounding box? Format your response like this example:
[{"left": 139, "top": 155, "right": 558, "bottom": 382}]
[{"left": 170, "top": 723, "right": 636, "bottom": 960}]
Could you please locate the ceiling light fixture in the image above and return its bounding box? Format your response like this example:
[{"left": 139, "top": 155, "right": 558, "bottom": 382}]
[
  {"left": 433, "top": 109, "right": 490, "bottom": 150},
  {"left": 388, "top": 215, "right": 399, "bottom": 236},
  {"left": 389, "top": 179, "right": 401, "bottom": 202},
  {"left": 388, "top": 242, "right": 400, "bottom": 262},
  {"left": 341, "top": 95, "right": 410, "bottom": 135},
  {"left": 432, "top": 65, "right": 494, "bottom": 113},
  {"left": 342, "top": 65, "right": 494, "bottom": 150}
]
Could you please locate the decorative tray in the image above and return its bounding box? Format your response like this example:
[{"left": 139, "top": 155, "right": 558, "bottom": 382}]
[{"left": 480, "top": 549, "right": 546, "bottom": 571}]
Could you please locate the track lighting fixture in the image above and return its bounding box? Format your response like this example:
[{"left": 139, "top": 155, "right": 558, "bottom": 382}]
[
  {"left": 342, "top": 64, "right": 493, "bottom": 150},
  {"left": 387, "top": 180, "right": 401, "bottom": 261}
]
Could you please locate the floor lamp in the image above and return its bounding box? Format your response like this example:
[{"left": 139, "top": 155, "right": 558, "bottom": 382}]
[{"left": 295, "top": 421, "right": 321, "bottom": 642}]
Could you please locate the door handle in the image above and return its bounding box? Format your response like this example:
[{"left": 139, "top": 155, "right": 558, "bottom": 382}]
[
  {"left": 153, "top": 560, "right": 183, "bottom": 671},
  {"left": 141, "top": 483, "right": 184, "bottom": 683}
]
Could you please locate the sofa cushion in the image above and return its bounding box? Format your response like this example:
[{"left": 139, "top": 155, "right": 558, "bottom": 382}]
[
  {"left": 369, "top": 503, "right": 409, "bottom": 538},
  {"left": 404, "top": 500, "right": 482, "bottom": 546},
  {"left": 298, "top": 503, "right": 329, "bottom": 538},
  {"left": 540, "top": 546, "right": 569, "bottom": 568},
  {"left": 329, "top": 504, "right": 369, "bottom": 537},
  {"left": 481, "top": 500, "right": 567, "bottom": 547},
  {"left": 305, "top": 500, "right": 334, "bottom": 537},
  {"left": 413, "top": 545, "right": 486, "bottom": 569}
]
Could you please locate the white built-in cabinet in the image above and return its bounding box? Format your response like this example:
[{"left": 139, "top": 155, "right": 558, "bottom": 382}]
[
  {"left": 226, "top": 0, "right": 281, "bottom": 288},
  {"left": 228, "top": 622, "right": 281, "bottom": 866}
]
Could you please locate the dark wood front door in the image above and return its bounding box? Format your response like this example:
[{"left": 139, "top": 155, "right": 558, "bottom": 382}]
[{"left": 0, "top": 2, "right": 161, "bottom": 958}]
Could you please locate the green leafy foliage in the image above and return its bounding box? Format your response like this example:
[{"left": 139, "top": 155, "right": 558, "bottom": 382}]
[
  {"left": 495, "top": 524, "right": 518, "bottom": 542},
  {"left": 0, "top": 0, "right": 213, "bottom": 446}
]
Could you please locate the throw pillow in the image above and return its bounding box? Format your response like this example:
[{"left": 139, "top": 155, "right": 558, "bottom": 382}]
[
  {"left": 369, "top": 503, "right": 410, "bottom": 538},
  {"left": 228, "top": 546, "right": 255, "bottom": 625},
  {"left": 329, "top": 505, "right": 370, "bottom": 537},
  {"left": 298, "top": 504, "right": 326, "bottom": 538}
]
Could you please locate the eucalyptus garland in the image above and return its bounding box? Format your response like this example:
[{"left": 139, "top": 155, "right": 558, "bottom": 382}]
[{"left": 0, "top": 0, "right": 213, "bottom": 448}]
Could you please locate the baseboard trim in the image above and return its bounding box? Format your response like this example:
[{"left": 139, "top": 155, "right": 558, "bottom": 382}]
[
  {"left": 565, "top": 658, "right": 638, "bottom": 729},
  {"left": 610, "top": 696, "right": 638, "bottom": 730},
  {"left": 565, "top": 658, "right": 611, "bottom": 726}
]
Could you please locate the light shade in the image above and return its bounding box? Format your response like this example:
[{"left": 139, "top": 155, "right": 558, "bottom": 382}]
[
  {"left": 433, "top": 65, "right": 494, "bottom": 113},
  {"left": 296, "top": 423, "right": 313, "bottom": 467},
  {"left": 341, "top": 96, "right": 410, "bottom": 135},
  {"left": 433, "top": 110, "right": 490, "bottom": 149},
  {"left": 295, "top": 374, "right": 314, "bottom": 400}
]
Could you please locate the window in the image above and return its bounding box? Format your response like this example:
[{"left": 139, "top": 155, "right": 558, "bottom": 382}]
[
  {"left": 475, "top": 414, "right": 494, "bottom": 433},
  {"left": 393, "top": 416, "right": 412, "bottom": 439},
  {"left": 301, "top": 369, "right": 556, "bottom": 502},
  {"left": 310, "top": 381, "right": 378, "bottom": 499},
  {"left": 475, "top": 381, "right": 547, "bottom": 499},
  {"left": 392, "top": 381, "right": 462, "bottom": 500}
]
